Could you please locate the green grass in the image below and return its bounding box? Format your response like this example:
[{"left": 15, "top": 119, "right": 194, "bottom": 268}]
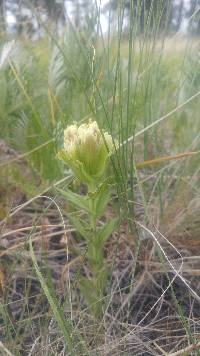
[{"left": 1, "top": 1, "right": 200, "bottom": 355}]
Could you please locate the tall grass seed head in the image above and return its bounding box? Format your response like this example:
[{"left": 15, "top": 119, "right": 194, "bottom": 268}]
[{"left": 58, "top": 119, "right": 116, "bottom": 183}]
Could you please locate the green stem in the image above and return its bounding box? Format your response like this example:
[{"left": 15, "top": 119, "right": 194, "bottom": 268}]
[
  {"left": 88, "top": 184, "right": 104, "bottom": 313},
  {"left": 86, "top": 182, "right": 108, "bottom": 319},
  {"left": 88, "top": 186, "right": 98, "bottom": 271}
]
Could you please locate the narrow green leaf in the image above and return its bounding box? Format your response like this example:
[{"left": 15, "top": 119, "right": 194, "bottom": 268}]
[
  {"left": 57, "top": 188, "right": 91, "bottom": 213},
  {"left": 97, "top": 218, "right": 118, "bottom": 246},
  {"left": 29, "top": 237, "right": 74, "bottom": 353},
  {"left": 79, "top": 277, "right": 95, "bottom": 303},
  {"left": 92, "top": 182, "right": 111, "bottom": 219},
  {"left": 68, "top": 215, "right": 90, "bottom": 241},
  {"left": 0, "top": 73, "right": 7, "bottom": 115}
]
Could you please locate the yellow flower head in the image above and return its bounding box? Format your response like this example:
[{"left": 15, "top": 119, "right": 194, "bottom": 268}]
[{"left": 58, "top": 119, "right": 116, "bottom": 183}]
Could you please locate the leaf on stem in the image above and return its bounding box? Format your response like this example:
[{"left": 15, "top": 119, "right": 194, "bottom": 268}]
[
  {"left": 68, "top": 214, "right": 90, "bottom": 241},
  {"left": 57, "top": 188, "right": 91, "bottom": 213},
  {"left": 89, "top": 181, "right": 111, "bottom": 219},
  {"left": 97, "top": 218, "right": 118, "bottom": 246}
]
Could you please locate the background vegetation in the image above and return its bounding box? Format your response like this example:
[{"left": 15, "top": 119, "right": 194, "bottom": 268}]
[{"left": 1, "top": 0, "right": 200, "bottom": 355}]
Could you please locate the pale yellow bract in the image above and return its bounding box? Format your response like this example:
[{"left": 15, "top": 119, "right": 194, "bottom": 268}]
[
  {"left": 64, "top": 120, "right": 113, "bottom": 154},
  {"left": 58, "top": 119, "right": 116, "bottom": 184}
]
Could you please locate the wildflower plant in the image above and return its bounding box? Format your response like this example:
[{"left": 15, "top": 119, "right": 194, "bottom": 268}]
[{"left": 58, "top": 119, "right": 117, "bottom": 317}]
